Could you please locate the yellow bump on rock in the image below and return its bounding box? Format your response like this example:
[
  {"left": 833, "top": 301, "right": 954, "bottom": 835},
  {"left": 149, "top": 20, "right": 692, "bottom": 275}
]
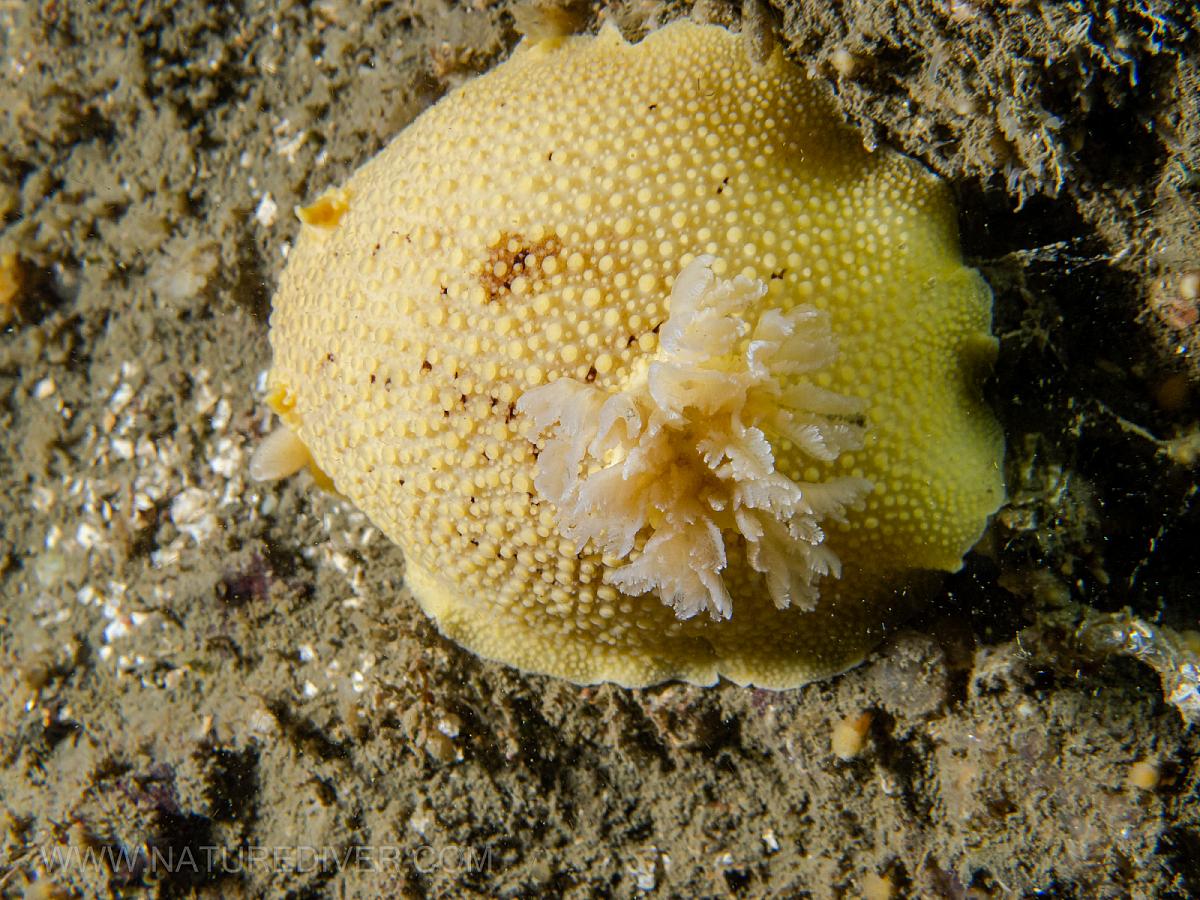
[
  {"left": 861, "top": 871, "right": 896, "bottom": 900},
  {"left": 831, "top": 711, "right": 873, "bottom": 760},
  {"left": 262, "top": 21, "right": 1005, "bottom": 688},
  {"left": 296, "top": 188, "right": 351, "bottom": 230},
  {"left": 1126, "top": 758, "right": 1161, "bottom": 792},
  {"left": 0, "top": 249, "right": 20, "bottom": 326}
]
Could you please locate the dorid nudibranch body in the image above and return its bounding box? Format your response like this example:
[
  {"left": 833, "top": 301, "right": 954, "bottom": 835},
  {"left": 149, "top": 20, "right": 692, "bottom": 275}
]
[{"left": 255, "top": 21, "right": 1005, "bottom": 687}]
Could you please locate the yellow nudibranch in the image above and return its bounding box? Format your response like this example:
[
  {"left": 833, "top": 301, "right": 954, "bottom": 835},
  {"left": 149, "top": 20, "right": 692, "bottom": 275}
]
[{"left": 254, "top": 21, "right": 1005, "bottom": 688}]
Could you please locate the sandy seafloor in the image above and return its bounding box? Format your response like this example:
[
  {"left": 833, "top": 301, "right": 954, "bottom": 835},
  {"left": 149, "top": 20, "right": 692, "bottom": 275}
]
[{"left": 1, "top": 1, "right": 1199, "bottom": 897}]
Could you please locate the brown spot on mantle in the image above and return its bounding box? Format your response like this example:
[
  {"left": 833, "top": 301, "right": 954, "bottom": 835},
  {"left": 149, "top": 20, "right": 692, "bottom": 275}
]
[{"left": 477, "top": 230, "right": 563, "bottom": 304}]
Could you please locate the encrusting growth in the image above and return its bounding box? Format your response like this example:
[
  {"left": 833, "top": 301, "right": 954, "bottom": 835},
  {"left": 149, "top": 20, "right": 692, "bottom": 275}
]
[{"left": 518, "top": 255, "right": 870, "bottom": 621}]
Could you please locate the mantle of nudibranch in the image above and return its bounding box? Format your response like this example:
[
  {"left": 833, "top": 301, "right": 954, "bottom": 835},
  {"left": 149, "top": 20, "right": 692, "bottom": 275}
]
[{"left": 258, "top": 20, "right": 1005, "bottom": 688}]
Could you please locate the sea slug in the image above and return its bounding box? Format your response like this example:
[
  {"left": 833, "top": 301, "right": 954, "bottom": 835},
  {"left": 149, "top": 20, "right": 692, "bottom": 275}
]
[{"left": 254, "top": 21, "right": 1005, "bottom": 687}]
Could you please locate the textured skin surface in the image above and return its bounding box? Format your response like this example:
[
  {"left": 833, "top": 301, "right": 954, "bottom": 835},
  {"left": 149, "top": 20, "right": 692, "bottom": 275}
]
[{"left": 265, "top": 22, "right": 1004, "bottom": 687}]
